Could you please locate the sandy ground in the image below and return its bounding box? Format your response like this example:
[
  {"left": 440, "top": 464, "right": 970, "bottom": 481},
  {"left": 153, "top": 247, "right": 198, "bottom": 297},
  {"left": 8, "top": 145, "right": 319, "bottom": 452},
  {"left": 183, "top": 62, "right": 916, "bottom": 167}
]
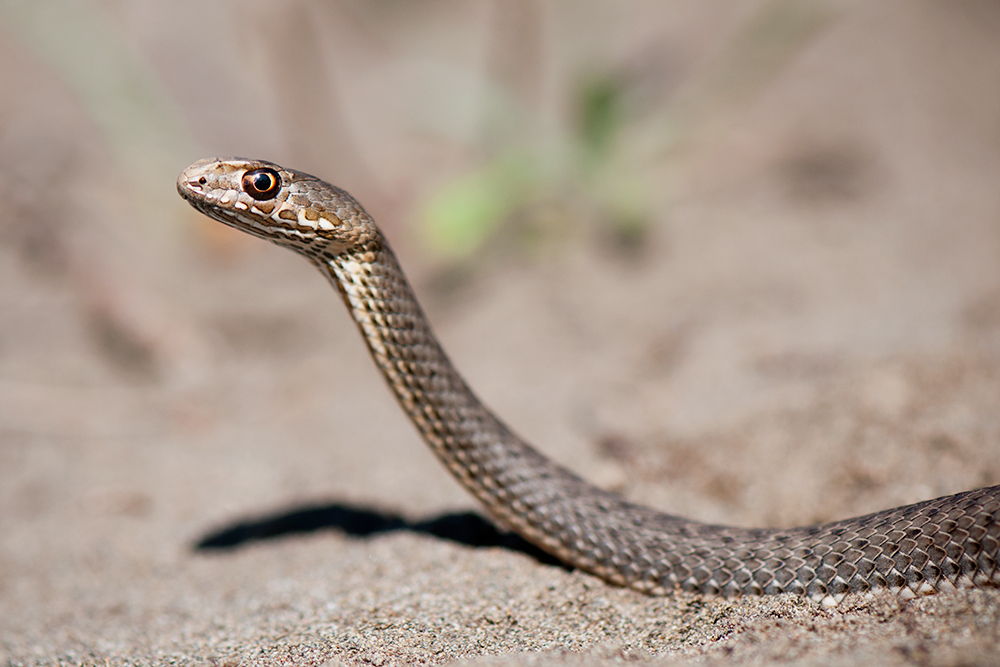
[{"left": 3, "top": 1, "right": 1000, "bottom": 665}]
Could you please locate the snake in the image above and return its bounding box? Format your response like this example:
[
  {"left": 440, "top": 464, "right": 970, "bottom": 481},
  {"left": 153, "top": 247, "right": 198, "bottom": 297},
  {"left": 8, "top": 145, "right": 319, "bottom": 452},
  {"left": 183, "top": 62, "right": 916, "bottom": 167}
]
[{"left": 178, "top": 157, "right": 1000, "bottom": 605}]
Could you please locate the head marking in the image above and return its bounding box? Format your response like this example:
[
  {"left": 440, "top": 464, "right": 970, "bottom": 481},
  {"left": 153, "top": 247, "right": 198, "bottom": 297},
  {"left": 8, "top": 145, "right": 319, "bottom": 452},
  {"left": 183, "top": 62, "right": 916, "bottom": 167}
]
[{"left": 177, "top": 157, "right": 382, "bottom": 260}]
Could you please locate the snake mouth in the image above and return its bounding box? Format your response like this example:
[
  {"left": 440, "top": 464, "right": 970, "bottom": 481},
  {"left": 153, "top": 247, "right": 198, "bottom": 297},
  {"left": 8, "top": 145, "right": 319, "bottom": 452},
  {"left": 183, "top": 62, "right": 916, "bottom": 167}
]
[
  {"left": 176, "top": 158, "right": 223, "bottom": 205},
  {"left": 175, "top": 170, "right": 200, "bottom": 200},
  {"left": 176, "top": 157, "right": 235, "bottom": 197}
]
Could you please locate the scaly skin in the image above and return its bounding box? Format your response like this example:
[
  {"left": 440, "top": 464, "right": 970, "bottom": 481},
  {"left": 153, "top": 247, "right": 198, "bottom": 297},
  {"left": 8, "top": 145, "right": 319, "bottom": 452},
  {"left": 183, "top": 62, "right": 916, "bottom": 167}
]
[{"left": 178, "top": 157, "right": 1000, "bottom": 605}]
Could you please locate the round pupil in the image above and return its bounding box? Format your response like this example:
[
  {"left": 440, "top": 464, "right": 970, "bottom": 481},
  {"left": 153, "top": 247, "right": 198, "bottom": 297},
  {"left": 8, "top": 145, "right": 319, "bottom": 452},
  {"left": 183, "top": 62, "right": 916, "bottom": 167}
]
[
  {"left": 253, "top": 173, "right": 273, "bottom": 191},
  {"left": 242, "top": 168, "right": 280, "bottom": 201}
]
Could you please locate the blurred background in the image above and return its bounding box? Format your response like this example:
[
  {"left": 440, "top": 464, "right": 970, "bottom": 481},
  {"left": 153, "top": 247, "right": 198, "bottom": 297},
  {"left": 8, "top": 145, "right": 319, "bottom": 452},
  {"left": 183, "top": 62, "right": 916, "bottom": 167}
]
[{"left": 2, "top": 0, "right": 1000, "bottom": 661}]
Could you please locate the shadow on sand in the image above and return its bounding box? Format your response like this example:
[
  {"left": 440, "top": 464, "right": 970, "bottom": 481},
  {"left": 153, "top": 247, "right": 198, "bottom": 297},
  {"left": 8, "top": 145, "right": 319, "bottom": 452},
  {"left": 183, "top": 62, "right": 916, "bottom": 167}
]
[{"left": 193, "top": 501, "right": 562, "bottom": 568}]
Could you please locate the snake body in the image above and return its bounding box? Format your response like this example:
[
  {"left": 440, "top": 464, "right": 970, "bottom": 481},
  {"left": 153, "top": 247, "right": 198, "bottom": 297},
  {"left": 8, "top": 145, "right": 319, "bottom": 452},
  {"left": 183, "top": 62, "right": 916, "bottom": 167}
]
[{"left": 178, "top": 157, "right": 1000, "bottom": 604}]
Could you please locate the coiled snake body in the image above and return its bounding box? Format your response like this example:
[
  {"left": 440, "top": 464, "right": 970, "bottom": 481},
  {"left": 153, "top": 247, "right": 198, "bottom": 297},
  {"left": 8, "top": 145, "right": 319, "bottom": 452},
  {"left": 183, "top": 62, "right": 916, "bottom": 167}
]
[{"left": 179, "top": 158, "right": 1000, "bottom": 605}]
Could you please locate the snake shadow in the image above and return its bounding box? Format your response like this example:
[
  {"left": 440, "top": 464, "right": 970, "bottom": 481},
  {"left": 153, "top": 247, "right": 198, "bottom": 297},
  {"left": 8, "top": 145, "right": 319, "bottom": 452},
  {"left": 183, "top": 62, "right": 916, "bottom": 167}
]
[{"left": 193, "top": 501, "right": 562, "bottom": 568}]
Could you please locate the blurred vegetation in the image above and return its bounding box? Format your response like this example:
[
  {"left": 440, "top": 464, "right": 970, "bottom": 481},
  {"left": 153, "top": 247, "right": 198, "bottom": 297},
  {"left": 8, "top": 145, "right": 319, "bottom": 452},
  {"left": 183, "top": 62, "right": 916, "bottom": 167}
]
[
  {"left": 421, "top": 0, "right": 835, "bottom": 262},
  {"left": 0, "top": 0, "right": 196, "bottom": 229},
  {"left": 0, "top": 0, "right": 832, "bottom": 263}
]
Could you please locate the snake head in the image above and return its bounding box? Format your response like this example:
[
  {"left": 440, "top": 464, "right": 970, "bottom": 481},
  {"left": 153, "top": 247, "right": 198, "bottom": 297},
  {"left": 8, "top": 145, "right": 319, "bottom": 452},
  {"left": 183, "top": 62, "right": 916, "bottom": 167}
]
[{"left": 177, "top": 157, "right": 380, "bottom": 260}]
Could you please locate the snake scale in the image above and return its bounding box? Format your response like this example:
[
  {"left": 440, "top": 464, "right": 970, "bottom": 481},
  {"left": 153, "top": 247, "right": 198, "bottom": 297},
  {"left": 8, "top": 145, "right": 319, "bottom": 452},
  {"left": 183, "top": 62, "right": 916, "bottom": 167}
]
[{"left": 178, "top": 157, "right": 1000, "bottom": 605}]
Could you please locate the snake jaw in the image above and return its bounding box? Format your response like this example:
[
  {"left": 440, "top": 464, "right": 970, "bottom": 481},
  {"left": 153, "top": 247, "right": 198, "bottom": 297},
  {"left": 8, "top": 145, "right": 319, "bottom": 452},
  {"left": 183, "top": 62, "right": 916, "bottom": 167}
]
[{"left": 177, "top": 157, "right": 381, "bottom": 260}]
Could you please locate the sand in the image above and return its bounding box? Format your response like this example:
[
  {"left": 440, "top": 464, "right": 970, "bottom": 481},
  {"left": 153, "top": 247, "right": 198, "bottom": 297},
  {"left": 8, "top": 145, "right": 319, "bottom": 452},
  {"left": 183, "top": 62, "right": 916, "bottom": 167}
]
[{"left": 3, "top": 1, "right": 1000, "bottom": 665}]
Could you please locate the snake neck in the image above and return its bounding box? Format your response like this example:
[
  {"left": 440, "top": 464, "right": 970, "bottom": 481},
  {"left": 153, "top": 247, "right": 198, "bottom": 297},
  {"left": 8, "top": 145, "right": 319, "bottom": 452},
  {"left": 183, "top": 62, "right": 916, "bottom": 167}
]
[
  {"left": 313, "top": 242, "right": 631, "bottom": 572},
  {"left": 316, "top": 244, "right": 521, "bottom": 467},
  {"left": 318, "top": 242, "right": 492, "bottom": 456}
]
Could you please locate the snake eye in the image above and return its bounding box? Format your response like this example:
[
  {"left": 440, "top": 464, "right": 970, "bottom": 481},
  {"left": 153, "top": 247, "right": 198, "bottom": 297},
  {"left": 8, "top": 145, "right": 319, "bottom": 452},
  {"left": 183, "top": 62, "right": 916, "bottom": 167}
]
[{"left": 241, "top": 168, "right": 281, "bottom": 201}]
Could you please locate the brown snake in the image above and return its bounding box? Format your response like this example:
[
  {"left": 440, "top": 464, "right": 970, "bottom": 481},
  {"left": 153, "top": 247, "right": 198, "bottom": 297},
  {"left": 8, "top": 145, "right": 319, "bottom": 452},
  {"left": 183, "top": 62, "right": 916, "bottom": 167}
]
[{"left": 178, "top": 157, "right": 1000, "bottom": 605}]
